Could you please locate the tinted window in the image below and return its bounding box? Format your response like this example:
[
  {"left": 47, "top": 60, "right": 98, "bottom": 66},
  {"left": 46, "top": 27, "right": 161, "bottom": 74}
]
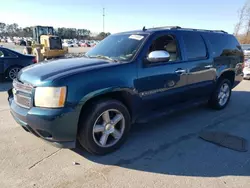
[
  {"left": 148, "top": 34, "right": 180, "bottom": 62},
  {"left": 207, "top": 34, "right": 242, "bottom": 57},
  {"left": 182, "top": 33, "right": 207, "bottom": 60}
]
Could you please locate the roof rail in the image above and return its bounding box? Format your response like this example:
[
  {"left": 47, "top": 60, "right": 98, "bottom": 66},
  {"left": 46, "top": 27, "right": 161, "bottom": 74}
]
[
  {"left": 171, "top": 27, "right": 227, "bottom": 34},
  {"left": 146, "top": 26, "right": 181, "bottom": 30},
  {"left": 145, "top": 26, "right": 227, "bottom": 34}
]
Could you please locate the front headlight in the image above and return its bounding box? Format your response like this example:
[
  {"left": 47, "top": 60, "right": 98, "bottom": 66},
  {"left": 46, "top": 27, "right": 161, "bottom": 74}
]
[{"left": 35, "top": 87, "right": 67, "bottom": 108}]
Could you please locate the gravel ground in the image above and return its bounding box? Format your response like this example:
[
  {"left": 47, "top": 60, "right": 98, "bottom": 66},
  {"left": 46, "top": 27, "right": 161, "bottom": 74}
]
[{"left": 0, "top": 80, "right": 250, "bottom": 188}]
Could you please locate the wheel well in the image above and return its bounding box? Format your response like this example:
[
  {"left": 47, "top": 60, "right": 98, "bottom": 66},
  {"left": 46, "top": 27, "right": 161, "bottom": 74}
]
[
  {"left": 78, "top": 91, "right": 134, "bottom": 123},
  {"left": 218, "top": 71, "right": 235, "bottom": 86}
]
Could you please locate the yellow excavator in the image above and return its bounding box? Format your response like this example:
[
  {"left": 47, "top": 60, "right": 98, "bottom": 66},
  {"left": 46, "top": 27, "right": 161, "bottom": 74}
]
[{"left": 23, "top": 26, "right": 68, "bottom": 62}]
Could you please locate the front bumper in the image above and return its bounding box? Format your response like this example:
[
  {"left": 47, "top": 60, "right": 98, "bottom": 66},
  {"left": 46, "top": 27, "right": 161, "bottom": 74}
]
[{"left": 8, "top": 92, "right": 79, "bottom": 148}]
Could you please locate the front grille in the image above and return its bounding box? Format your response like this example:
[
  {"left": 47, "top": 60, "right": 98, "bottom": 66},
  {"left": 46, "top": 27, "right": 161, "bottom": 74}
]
[
  {"left": 13, "top": 80, "right": 33, "bottom": 94},
  {"left": 14, "top": 94, "right": 31, "bottom": 108},
  {"left": 13, "top": 80, "right": 33, "bottom": 109}
]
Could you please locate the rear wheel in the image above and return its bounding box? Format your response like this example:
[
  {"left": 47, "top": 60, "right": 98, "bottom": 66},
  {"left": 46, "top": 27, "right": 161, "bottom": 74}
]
[
  {"left": 208, "top": 79, "right": 232, "bottom": 110},
  {"left": 5, "top": 66, "right": 21, "bottom": 81},
  {"left": 78, "top": 99, "right": 131, "bottom": 155}
]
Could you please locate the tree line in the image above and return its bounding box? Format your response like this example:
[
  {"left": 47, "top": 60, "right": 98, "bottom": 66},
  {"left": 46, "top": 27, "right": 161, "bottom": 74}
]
[
  {"left": 0, "top": 22, "right": 110, "bottom": 40},
  {"left": 234, "top": 0, "right": 250, "bottom": 44}
]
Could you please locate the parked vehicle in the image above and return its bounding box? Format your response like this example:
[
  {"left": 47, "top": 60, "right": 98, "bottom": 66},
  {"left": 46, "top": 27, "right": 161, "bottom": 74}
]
[
  {"left": 243, "top": 58, "right": 250, "bottom": 79},
  {"left": 8, "top": 26, "right": 244, "bottom": 155},
  {"left": 14, "top": 39, "right": 27, "bottom": 46},
  {"left": 7, "top": 38, "right": 14, "bottom": 43},
  {"left": 62, "top": 41, "right": 78, "bottom": 47},
  {"left": 80, "top": 42, "right": 91, "bottom": 47},
  {"left": 0, "top": 47, "right": 36, "bottom": 81},
  {"left": 242, "top": 45, "right": 250, "bottom": 57},
  {"left": 1, "top": 38, "right": 7, "bottom": 43}
]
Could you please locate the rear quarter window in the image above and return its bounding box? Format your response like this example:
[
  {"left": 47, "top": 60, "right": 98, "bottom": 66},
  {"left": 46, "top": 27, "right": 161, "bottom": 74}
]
[{"left": 206, "top": 34, "right": 242, "bottom": 58}]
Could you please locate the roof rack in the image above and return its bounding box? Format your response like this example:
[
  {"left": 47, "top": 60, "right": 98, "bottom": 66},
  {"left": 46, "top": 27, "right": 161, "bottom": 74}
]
[
  {"left": 173, "top": 27, "right": 227, "bottom": 34},
  {"left": 145, "top": 26, "right": 181, "bottom": 30},
  {"left": 144, "top": 26, "right": 227, "bottom": 34}
]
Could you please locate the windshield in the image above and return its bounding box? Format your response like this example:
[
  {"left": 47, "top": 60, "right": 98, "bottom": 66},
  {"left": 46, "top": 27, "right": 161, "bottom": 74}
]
[{"left": 86, "top": 34, "right": 147, "bottom": 61}]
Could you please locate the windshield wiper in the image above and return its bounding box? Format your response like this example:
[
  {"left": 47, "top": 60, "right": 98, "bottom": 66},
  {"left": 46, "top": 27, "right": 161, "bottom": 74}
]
[{"left": 89, "top": 55, "right": 118, "bottom": 62}]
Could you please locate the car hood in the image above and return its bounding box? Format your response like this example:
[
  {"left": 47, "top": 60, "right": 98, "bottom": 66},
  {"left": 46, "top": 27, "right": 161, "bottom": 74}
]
[{"left": 18, "top": 57, "right": 117, "bottom": 86}]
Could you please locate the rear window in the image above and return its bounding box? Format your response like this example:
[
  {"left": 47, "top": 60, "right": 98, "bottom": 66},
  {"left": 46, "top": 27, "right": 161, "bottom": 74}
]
[
  {"left": 182, "top": 32, "right": 207, "bottom": 60},
  {"left": 207, "top": 34, "right": 242, "bottom": 57},
  {"left": 49, "top": 37, "right": 62, "bottom": 50}
]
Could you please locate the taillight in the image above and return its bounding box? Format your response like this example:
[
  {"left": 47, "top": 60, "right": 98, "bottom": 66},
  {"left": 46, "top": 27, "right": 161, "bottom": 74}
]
[{"left": 32, "top": 57, "right": 37, "bottom": 63}]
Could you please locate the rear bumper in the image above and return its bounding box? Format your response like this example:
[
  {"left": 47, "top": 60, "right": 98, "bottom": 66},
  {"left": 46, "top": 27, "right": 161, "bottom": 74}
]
[{"left": 8, "top": 94, "right": 79, "bottom": 148}]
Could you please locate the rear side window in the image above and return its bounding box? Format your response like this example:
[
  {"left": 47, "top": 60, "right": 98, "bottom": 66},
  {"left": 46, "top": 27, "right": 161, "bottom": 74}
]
[
  {"left": 182, "top": 32, "right": 207, "bottom": 60},
  {"left": 207, "top": 34, "right": 242, "bottom": 57}
]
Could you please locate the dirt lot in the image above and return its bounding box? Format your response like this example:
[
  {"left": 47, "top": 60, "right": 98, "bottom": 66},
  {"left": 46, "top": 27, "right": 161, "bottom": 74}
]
[{"left": 1, "top": 80, "right": 250, "bottom": 188}]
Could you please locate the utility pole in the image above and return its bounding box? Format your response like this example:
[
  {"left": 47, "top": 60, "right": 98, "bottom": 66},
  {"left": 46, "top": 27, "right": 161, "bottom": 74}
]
[{"left": 103, "top": 8, "right": 105, "bottom": 33}]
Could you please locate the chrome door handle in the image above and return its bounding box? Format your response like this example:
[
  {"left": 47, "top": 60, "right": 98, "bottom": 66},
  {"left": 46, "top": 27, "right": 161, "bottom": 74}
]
[
  {"left": 205, "top": 65, "right": 213, "bottom": 68},
  {"left": 175, "top": 69, "right": 186, "bottom": 74}
]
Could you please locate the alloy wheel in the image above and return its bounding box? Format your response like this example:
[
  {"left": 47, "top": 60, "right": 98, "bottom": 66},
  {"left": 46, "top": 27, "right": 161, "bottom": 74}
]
[
  {"left": 92, "top": 109, "right": 125, "bottom": 148},
  {"left": 218, "top": 82, "right": 230, "bottom": 106},
  {"left": 9, "top": 67, "right": 20, "bottom": 80}
]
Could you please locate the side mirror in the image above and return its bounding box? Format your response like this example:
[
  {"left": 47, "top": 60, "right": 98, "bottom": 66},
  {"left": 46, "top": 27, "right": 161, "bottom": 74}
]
[{"left": 147, "top": 50, "right": 170, "bottom": 63}]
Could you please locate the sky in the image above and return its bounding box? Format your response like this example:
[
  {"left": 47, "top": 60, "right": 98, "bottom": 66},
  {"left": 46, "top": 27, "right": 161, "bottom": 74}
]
[{"left": 0, "top": 0, "right": 247, "bottom": 34}]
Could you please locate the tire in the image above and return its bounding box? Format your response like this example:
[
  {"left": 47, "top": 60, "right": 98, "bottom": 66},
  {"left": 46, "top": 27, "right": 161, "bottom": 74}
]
[
  {"left": 78, "top": 99, "right": 131, "bottom": 155},
  {"left": 5, "top": 66, "right": 22, "bottom": 81},
  {"left": 33, "top": 48, "right": 44, "bottom": 63},
  {"left": 208, "top": 78, "right": 232, "bottom": 110}
]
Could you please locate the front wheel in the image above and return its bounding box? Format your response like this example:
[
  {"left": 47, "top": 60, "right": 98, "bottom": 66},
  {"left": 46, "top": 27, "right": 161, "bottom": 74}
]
[
  {"left": 208, "top": 79, "right": 232, "bottom": 110},
  {"left": 78, "top": 99, "right": 131, "bottom": 155}
]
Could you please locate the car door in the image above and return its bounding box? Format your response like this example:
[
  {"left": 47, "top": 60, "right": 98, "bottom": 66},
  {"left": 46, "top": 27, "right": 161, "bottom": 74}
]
[
  {"left": 135, "top": 32, "right": 190, "bottom": 111},
  {"left": 181, "top": 32, "right": 216, "bottom": 100},
  {"left": 0, "top": 49, "right": 6, "bottom": 75},
  {"left": 0, "top": 48, "right": 19, "bottom": 76}
]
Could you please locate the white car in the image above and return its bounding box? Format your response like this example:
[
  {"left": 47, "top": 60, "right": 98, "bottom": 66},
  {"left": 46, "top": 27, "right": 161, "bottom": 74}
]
[
  {"left": 62, "top": 41, "right": 78, "bottom": 47},
  {"left": 244, "top": 48, "right": 250, "bottom": 56},
  {"left": 243, "top": 59, "right": 250, "bottom": 79},
  {"left": 242, "top": 45, "right": 250, "bottom": 57}
]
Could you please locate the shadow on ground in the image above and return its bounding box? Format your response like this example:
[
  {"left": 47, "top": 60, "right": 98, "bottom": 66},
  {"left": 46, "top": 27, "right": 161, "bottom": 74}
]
[
  {"left": 0, "top": 82, "right": 12, "bottom": 92},
  {"left": 72, "top": 90, "right": 250, "bottom": 177}
]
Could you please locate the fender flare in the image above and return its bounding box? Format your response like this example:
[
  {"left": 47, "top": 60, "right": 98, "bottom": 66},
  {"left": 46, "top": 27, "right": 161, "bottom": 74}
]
[{"left": 78, "top": 87, "right": 137, "bottom": 106}]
